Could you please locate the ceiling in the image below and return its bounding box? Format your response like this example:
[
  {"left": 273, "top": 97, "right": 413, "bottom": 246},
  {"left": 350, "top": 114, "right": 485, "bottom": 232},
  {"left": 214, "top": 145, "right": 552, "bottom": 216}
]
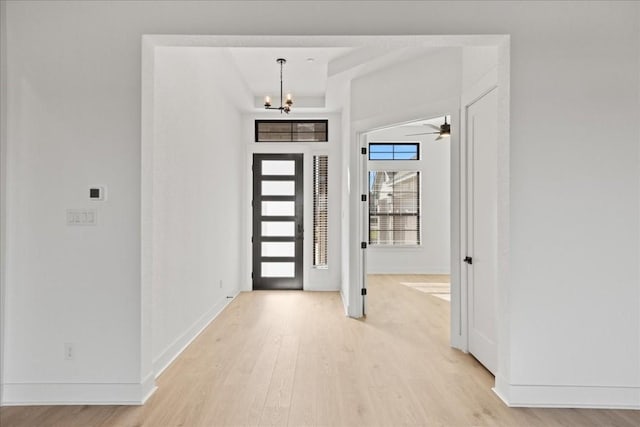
[
  {"left": 227, "top": 47, "right": 354, "bottom": 98},
  {"left": 225, "top": 44, "right": 459, "bottom": 113}
]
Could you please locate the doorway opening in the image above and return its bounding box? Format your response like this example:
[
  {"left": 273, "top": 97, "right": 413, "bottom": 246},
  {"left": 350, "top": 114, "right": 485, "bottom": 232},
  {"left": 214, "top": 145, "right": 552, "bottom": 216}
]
[
  {"left": 358, "top": 72, "right": 502, "bottom": 376},
  {"left": 364, "top": 115, "right": 452, "bottom": 319}
]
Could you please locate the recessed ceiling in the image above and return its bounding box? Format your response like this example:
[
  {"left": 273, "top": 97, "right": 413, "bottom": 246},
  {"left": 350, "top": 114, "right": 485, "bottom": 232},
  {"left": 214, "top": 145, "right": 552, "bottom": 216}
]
[{"left": 227, "top": 47, "right": 354, "bottom": 97}]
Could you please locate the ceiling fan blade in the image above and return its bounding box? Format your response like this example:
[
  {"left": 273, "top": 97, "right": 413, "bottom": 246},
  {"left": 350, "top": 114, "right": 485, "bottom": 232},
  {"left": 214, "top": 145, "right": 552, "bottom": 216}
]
[
  {"left": 405, "top": 131, "right": 439, "bottom": 136},
  {"left": 425, "top": 124, "right": 441, "bottom": 131},
  {"left": 435, "top": 135, "right": 444, "bottom": 141}
]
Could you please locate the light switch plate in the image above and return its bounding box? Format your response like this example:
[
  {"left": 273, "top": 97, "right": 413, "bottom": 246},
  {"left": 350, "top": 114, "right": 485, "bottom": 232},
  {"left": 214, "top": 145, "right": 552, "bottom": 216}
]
[{"left": 67, "top": 209, "right": 97, "bottom": 226}]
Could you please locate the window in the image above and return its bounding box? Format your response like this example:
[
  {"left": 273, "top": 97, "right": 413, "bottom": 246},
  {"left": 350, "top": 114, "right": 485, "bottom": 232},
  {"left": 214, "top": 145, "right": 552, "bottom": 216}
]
[
  {"left": 255, "top": 120, "right": 328, "bottom": 142},
  {"left": 369, "top": 171, "right": 420, "bottom": 245},
  {"left": 369, "top": 143, "right": 419, "bottom": 160},
  {"left": 313, "top": 155, "right": 328, "bottom": 267}
]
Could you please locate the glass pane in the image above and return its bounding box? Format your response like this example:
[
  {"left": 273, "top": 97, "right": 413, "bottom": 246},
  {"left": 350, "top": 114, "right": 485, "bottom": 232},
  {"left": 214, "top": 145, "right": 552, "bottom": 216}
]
[
  {"left": 294, "top": 122, "right": 326, "bottom": 132},
  {"left": 369, "top": 170, "right": 420, "bottom": 246},
  {"left": 261, "top": 242, "right": 295, "bottom": 257},
  {"left": 394, "top": 193, "right": 418, "bottom": 213},
  {"left": 394, "top": 151, "right": 418, "bottom": 160},
  {"left": 258, "top": 122, "right": 292, "bottom": 133},
  {"left": 262, "top": 160, "right": 295, "bottom": 176},
  {"left": 292, "top": 132, "right": 324, "bottom": 141},
  {"left": 394, "top": 144, "right": 418, "bottom": 152},
  {"left": 395, "top": 172, "right": 419, "bottom": 191},
  {"left": 256, "top": 121, "right": 327, "bottom": 142},
  {"left": 370, "top": 144, "right": 393, "bottom": 153},
  {"left": 257, "top": 132, "right": 292, "bottom": 142},
  {"left": 261, "top": 262, "right": 295, "bottom": 277},
  {"left": 262, "top": 180, "right": 295, "bottom": 196},
  {"left": 369, "top": 143, "right": 419, "bottom": 160},
  {"left": 262, "top": 221, "right": 295, "bottom": 236},
  {"left": 370, "top": 152, "right": 394, "bottom": 160},
  {"left": 262, "top": 201, "right": 295, "bottom": 216}
]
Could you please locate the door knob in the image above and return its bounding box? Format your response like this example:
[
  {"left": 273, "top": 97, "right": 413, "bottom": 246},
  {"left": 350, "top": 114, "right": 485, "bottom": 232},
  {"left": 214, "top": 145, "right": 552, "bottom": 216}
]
[{"left": 464, "top": 256, "right": 473, "bottom": 265}]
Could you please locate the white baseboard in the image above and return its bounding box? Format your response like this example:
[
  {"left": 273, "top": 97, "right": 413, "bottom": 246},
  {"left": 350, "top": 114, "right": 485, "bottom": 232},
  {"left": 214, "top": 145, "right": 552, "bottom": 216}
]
[
  {"left": 304, "top": 285, "right": 340, "bottom": 291},
  {"left": 1, "top": 373, "right": 156, "bottom": 406},
  {"left": 152, "top": 292, "right": 239, "bottom": 378},
  {"left": 0, "top": 291, "right": 238, "bottom": 407},
  {"left": 340, "top": 289, "right": 348, "bottom": 315},
  {"left": 494, "top": 375, "right": 640, "bottom": 409},
  {"left": 140, "top": 373, "right": 157, "bottom": 404}
]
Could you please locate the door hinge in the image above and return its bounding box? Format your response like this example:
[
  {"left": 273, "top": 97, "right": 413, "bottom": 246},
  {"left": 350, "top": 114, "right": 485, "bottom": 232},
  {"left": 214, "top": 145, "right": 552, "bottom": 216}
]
[
  {"left": 361, "top": 242, "right": 367, "bottom": 249},
  {"left": 361, "top": 194, "right": 367, "bottom": 202},
  {"left": 251, "top": 272, "right": 254, "bottom": 279},
  {"left": 464, "top": 256, "right": 473, "bottom": 265},
  {"left": 251, "top": 236, "right": 254, "bottom": 243},
  {"left": 361, "top": 288, "right": 367, "bottom": 296},
  {"left": 361, "top": 147, "right": 367, "bottom": 155}
]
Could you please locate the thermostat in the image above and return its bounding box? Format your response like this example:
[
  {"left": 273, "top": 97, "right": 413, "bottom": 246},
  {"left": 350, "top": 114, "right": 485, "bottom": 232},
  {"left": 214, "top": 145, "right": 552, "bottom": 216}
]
[{"left": 89, "top": 186, "right": 106, "bottom": 201}]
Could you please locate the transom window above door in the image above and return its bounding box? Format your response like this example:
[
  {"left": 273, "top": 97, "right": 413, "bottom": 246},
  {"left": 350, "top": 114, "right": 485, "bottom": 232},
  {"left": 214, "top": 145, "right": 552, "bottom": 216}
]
[
  {"left": 255, "top": 120, "right": 328, "bottom": 142},
  {"left": 369, "top": 142, "right": 419, "bottom": 160}
]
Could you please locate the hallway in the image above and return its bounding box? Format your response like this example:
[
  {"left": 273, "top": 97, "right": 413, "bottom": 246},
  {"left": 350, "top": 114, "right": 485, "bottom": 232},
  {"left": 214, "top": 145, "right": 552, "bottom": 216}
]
[{"left": 1, "top": 280, "right": 638, "bottom": 426}]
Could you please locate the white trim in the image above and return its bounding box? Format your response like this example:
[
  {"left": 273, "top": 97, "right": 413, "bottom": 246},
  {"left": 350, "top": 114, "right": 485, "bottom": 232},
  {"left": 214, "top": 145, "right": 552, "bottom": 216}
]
[
  {"left": 0, "top": 0, "right": 7, "bottom": 407},
  {"left": 140, "top": 34, "right": 156, "bottom": 388},
  {"left": 303, "top": 286, "right": 340, "bottom": 292},
  {"left": 461, "top": 66, "right": 499, "bottom": 107},
  {"left": 494, "top": 376, "right": 640, "bottom": 409},
  {"left": 339, "top": 289, "right": 349, "bottom": 316},
  {"left": 139, "top": 373, "right": 157, "bottom": 404},
  {"left": 152, "top": 292, "right": 239, "bottom": 378},
  {"left": 1, "top": 374, "right": 157, "bottom": 406}
]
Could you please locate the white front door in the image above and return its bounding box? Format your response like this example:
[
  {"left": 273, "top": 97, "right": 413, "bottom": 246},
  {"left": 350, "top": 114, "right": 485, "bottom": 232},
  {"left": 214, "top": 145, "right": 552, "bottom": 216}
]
[{"left": 466, "top": 87, "right": 498, "bottom": 374}]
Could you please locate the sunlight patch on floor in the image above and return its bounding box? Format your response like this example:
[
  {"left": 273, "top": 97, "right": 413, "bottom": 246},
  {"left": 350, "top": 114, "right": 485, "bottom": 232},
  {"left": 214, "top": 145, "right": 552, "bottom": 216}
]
[{"left": 400, "top": 282, "right": 451, "bottom": 301}]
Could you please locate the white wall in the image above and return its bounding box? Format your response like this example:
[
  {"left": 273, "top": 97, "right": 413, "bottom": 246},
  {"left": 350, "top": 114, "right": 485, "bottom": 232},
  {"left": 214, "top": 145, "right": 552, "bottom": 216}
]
[
  {"left": 3, "top": 1, "right": 146, "bottom": 404},
  {"left": 241, "top": 113, "right": 342, "bottom": 292},
  {"left": 351, "top": 49, "right": 462, "bottom": 124},
  {"left": 349, "top": 48, "right": 462, "bottom": 314},
  {"left": 2, "top": 0, "right": 639, "bottom": 409},
  {"left": 151, "top": 47, "right": 247, "bottom": 376},
  {"left": 340, "top": 83, "right": 352, "bottom": 313},
  {"left": 366, "top": 126, "right": 451, "bottom": 274},
  {"left": 462, "top": 46, "right": 498, "bottom": 93},
  {"left": 0, "top": 0, "right": 8, "bottom": 406}
]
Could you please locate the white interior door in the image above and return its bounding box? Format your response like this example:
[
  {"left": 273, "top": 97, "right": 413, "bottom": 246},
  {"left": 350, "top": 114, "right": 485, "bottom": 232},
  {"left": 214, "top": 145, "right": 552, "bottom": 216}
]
[{"left": 466, "top": 87, "right": 498, "bottom": 374}]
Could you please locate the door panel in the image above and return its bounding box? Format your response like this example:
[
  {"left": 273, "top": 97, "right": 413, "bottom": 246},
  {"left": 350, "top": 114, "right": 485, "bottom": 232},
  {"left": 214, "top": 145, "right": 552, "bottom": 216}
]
[
  {"left": 253, "top": 153, "right": 303, "bottom": 290},
  {"left": 467, "top": 88, "right": 498, "bottom": 374}
]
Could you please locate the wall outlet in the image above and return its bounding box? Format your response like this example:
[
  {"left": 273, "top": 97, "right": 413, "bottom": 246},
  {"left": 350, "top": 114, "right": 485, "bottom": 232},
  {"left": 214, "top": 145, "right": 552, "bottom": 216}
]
[{"left": 64, "top": 343, "right": 74, "bottom": 360}]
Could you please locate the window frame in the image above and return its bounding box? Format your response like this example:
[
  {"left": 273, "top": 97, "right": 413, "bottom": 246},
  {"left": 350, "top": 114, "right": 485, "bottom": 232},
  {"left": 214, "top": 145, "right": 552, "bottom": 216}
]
[
  {"left": 368, "top": 170, "right": 421, "bottom": 247},
  {"left": 368, "top": 142, "right": 420, "bottom": 161},
  {"left": 255, "top": 119, "right": 328, "bottom": 142}
]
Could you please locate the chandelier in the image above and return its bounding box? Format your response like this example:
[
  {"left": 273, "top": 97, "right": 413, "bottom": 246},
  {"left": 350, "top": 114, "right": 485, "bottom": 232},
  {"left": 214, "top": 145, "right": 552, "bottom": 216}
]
[{"left": 264, "top": 58, "right": 293, "bottom": 114}]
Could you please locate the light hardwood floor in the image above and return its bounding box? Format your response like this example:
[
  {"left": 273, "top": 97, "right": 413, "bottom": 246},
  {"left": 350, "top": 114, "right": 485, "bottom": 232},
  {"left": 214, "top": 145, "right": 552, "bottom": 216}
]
[{"left": 1, "top": 274, "right": 639, "bottom": 426}]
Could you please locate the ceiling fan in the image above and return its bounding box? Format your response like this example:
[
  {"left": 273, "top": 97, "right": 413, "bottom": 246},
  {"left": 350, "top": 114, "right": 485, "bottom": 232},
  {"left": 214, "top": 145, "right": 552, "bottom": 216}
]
[{"left": 405, "top": 117, "right": 451, "bottom": 140}]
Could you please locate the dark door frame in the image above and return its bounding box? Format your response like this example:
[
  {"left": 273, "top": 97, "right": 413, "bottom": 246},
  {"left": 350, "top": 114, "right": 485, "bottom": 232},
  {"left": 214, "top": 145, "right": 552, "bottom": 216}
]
[{"left": 252, "top": 153, "right": 304, "bottom": 290}]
